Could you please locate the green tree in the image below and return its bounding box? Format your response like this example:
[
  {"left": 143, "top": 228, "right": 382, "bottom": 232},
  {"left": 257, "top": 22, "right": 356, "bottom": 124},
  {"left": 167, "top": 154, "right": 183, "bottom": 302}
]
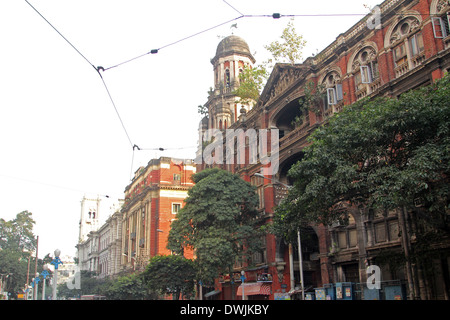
[
  {"left": 233, "top": 63, "right": 270, "bottom": 105},
  {"left": 0, "top": 210, "right": 36, "bottom": 251},
  {"left": 167, "top": 168, "right": 262, "bottom": 285},
  {"left": 272, "top": 74, "right": 450, "bottom": 299},
  {"left": 274, "top": 75, "right": 450, "bottom": 231},
  {"left": 142, "top": 255, "right": 196, "bottom": 300},
  {"left": 0, "top": 211, "right": 38, "bottom": 297},
  {"left": 233, "top": 19, "right": 306, "bottom": 105},
  {"left": 103, "top": 272, "right": 156, "bottom": 300},
  {"left": 264, "top": 19, "right": 307, "bottom": 65}
]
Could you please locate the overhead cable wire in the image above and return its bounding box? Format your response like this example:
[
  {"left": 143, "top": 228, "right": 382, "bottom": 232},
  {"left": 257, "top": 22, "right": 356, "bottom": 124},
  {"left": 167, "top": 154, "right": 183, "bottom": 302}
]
[
  {"left": 97, "top": 71, "right": 134, "bottom": 148},
  {"left": 24, "top": 0, "right": 97, "bottom": 72},
  {"left": 100, "top": 11, "right": 380, "bottom": 71},
  {"left": 138, "top": 146, "right": 197, "bottom": 151},
  {"left": 24, "top": 0, "right": 134, "bottom": 150},
  {"left": 103, "top": 15, "right": 245, "bottom": 71},
  {"left": 222, "top": 0, "right": 245, "bottom": 16},
  {"left": 0, "top": 173, "right": 112, "bottom": 198}
]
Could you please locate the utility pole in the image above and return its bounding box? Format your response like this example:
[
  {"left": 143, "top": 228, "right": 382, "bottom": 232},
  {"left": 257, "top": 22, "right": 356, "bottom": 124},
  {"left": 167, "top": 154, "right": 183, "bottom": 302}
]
[{"left": 34, "top": 236, "right": 39, "bottom": 277}]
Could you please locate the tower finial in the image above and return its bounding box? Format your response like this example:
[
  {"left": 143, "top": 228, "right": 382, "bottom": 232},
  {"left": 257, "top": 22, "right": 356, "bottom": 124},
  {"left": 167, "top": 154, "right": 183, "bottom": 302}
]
[{"left": 230, "top": 23, "right": 238, "bottom": 34}]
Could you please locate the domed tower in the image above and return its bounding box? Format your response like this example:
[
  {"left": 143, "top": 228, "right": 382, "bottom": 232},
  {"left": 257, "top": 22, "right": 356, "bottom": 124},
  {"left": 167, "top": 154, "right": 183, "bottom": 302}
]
[{"left": 207, "top": 35, "right": 256, "bottom": 130}]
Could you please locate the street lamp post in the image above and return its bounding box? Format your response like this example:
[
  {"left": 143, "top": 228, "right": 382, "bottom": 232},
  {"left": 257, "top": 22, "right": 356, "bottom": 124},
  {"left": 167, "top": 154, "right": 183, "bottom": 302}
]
[
  {"left": 240, "top": 271, "right": 246, "bottom": 301},
  {"left": 51, "top": 249, "right": 62, "bottom": 300},
  {"left": 254, "top": 172, "right": 305, "bottom": 300},
  {"left": 31, "top": 278, "right": 35, "bottom": 300},
  {"left": 41, "top": 265, "right": 50, "bottom": 300},
  {"left": 34, "top": 272, "right": 40, "bottom": 300}
]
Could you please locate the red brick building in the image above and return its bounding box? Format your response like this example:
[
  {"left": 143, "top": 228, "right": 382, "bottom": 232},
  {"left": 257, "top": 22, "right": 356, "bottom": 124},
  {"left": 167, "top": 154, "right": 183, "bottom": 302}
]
[
  {"left": 198, "top": 0, "right": 450, "bottom": 300},
  {"left": 121, "top": 157, "right": 196, "bottom": 272}
]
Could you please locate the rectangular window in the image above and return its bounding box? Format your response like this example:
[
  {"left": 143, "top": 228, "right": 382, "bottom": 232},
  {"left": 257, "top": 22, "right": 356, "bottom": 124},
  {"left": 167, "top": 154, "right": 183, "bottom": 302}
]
[
  {"left": 349, "top": 229, "right": 357, "bottom": 247},
  {"left": 370, "top": 60, "right": 379, "bottom": 80},
  {"left": 336, "top": 83, "right": 343, "bottom": 101},
  {"left": 327, "top": 87, "right": 336, "bottom": 105},
  {"left": 354, "top": 71, "right": 362, "bottom": 86},
  {"left": 327, "top": 85, "right": 343, "bottom": 106},
  {"left": 173, "top": 173, "right": 181, "bottom": 181},
  {"left": 448, "top": 12, "right": 450, "bottom": 34},
  {"left": 388, "top": 220, "right": 399, "bottom": 241},
  {"left": 251, "top": 175, "right": 265, "bottom": 209},
  {"left": 338, "top": 231, "right": 347, "bottom": 249},
  {"left": 410, "top": 32, "right": 424, "bottom": 56},
  {"left": 432, "top": 17, "right": 448, "bottom": 39},
  {"left": 375, "top": 222, "right": 386, "bottom": 243},
  {"left": 172, "top": 203, "right": 181, "bottom": 214},
  {"left": 361, "top": 65, "right": 372, "bottom": 83},
  {"left": 394, "top": 43, "right": 407, "bottom": 66}
]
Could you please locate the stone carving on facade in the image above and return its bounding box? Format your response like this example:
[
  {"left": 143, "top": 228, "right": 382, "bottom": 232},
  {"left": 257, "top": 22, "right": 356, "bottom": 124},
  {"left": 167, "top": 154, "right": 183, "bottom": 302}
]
[
  {"left": 390, "top": 16, "right": 421, "bottom": 44},
  {"left": 437, "top": 0, "right": 450, "bottom": 12}
]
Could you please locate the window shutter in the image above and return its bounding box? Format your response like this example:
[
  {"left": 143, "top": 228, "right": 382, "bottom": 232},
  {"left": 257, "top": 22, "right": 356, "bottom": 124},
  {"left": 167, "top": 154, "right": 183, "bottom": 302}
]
[
  {"left": 447, "top": 12, "right": 450, "bottom": 34},
  {"left": 327, "top": 88, "right": 336, "bottom": 105},
  {"left": 360, "top": 65, "right": 372, "bottom": 83},
  {"left": 336, "top": 83, "right": 343, "bottom": 101},
  {"left": 432, "top": 17, "right": 447, "bottom": 39}
]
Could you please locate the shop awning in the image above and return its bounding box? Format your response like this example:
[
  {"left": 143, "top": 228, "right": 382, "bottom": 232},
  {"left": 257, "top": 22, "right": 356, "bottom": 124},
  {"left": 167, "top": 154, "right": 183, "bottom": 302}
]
[{"left": 237, "top": 282, "right": 271, "bottom": 296}]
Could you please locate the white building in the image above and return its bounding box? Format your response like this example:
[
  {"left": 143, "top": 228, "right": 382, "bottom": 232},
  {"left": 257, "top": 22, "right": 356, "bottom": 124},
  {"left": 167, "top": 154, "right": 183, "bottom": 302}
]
[{"left": 77, "top": 195, "right": 123, "bottom": 276}]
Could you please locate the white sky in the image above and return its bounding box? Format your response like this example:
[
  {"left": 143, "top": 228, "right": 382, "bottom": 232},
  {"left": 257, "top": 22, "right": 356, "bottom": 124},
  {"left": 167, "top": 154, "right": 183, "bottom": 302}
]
[{"left": 0, "top": 0, "right": 381, "bottom": 259}]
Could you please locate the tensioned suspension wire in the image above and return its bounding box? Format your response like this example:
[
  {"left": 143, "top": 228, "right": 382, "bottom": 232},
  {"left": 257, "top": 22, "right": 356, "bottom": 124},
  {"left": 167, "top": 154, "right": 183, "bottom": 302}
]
[
  {"left": 25, "top": 0, "right": 436, "bottom": 76},
  {"left": 102, "top": 15, "right": 245, "bottom": 71},
  {"left": 24, "top": 0, "right": 97, "bottom": 72},
  {"left": 25, "top": 1, "right": 433, "bottom": 152},
  {"left": 24, "top": 0, "right": 134, "bottom": 150},
  {"left": 97, "top": 71, "right": 134, "bottom": 148},
  {"left": 222, "top": 0, "right": 244, "bottom": 16}
]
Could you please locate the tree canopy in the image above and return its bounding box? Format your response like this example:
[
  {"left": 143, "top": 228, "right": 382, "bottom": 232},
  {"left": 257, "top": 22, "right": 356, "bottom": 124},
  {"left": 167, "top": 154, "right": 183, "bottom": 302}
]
[
  {"left": 0, "top": 211, "right": 40, "bottom": 297},
  {"left": 273, "top": 74, "right": 450, "bottom": 238},
  {"left": 167, "top": 168, "right": 262, "bottom": 284},
  {"left": 264, "top": 19, "right": 306, "bottom": 65},
  {"left": 233, "top": 19, "right": 306, "bottom": 105},
  {"left": 0, "top": 210, "right": 36, "bottom": 252},
  {"left": 142, "top": 255, "right": 196, "bottom": 300}
]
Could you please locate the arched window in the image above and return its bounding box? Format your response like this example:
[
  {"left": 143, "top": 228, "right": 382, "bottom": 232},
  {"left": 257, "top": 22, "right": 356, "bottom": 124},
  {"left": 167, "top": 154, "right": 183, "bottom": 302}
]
[
  {"left": 225, "top": 69, "right": 231, "bottom": 87},
  {"left": 351, "top": 45, "right": 380, "bottom": 100},
  {"left": 388, "top": 15, "right": 424, "bottom": 77},
  {"left": 323, "top": 70, "right": 343, "bottom": 112}
]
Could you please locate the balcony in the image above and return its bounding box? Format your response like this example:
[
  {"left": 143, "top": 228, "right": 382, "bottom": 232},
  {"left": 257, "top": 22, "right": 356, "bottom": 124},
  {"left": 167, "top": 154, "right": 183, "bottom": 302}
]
[
  {"left": 257, "top": 273, "right": 273, "bottom": 283},
  {"left": 279, "top": 125, "right": 311, "bottom": 150},
  {"left": 411, "top": 52, "right": 426, "bottom": 68},
  {"left": 395, "top": 62, "right": 409, "bottom": 78}
]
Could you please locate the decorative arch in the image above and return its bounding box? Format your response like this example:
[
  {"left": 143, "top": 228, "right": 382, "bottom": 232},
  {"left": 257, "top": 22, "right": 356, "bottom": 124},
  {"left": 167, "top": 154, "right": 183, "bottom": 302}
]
[
  {"left": 347, "top": 41, "right": 379, "bottom": 74},
  {"left": 318, "top": 66, "right": 343, "bottom": 87},
  {"left": 430, "top": 0, "right": 450, "bottom": 16},
  {"left": 348, "top": 42, "right": 381, "bottom": 100},
  {"left": 384, "top": 11, "right": 423, "bottom": 47},
  {"left": 318, "top": 67, "right": 343, "bottom": 108},
  {"left": 384, "top": 11, "right": 425, "bottom": 77}
]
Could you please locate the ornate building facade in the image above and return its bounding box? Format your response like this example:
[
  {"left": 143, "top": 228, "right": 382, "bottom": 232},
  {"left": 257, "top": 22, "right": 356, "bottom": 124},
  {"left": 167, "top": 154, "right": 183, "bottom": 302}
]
[
  {"left": 77, "top": 157, "right": 196, "bottom": 278},
  {"left": 120, "top": 157, "right": 196, "bottom": 273},
  {"left": 198, "top": 0, "right": 450, "bottom": 300}
]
